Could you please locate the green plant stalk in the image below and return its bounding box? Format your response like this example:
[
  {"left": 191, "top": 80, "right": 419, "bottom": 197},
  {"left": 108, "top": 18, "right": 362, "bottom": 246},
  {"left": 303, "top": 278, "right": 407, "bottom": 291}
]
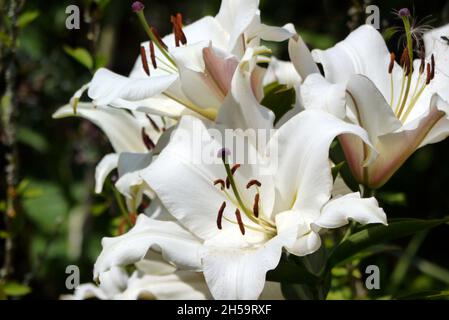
[{"left": 1, "top": 0, "right": 23, "bottom": 280}]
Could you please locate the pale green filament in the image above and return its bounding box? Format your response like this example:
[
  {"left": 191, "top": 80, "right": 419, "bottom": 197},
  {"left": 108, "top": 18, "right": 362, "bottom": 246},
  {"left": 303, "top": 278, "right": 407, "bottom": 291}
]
[
  {"left": 135, "top": 10, "right": 177, "bottom": 68},
  {"left": 395, "top": 15, "right": 415, "bottom": 119},
  {"left": 220, "top": 157, "right": 277, "bottom": 233}
]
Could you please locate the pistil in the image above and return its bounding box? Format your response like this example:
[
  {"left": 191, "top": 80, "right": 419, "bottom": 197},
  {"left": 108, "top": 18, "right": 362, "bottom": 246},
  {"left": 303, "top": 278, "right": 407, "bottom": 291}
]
[{"left": 133, "top": 2, "right": 177, "bottom": 67}]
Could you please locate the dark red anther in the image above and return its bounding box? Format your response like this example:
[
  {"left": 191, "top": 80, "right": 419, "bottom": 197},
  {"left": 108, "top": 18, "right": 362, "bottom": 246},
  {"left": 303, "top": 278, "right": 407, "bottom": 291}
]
[
  {"left": 400, "top": 47, "right": 411, "bottom": 75},
  {"left": 151, "top": 27, "right": 168, "bottom": 50},
  {"left": 426, "top": 63, "right": 432, "bottom": 85},
  {"left": 214, "top": 179, "right": 226, "bottom": 189},
  {"left": 217, "top": 202, "right": 226, "bottom": 230},
  {"left": 140, "top": 46, "right": 150, "bottom": 76},
  {"left": 235, "top": 209, "right": 245, "bottom": 235},
  {"left": 246, "top": 180, "right": 262, "bottom": 189},
  {"left": 146, "top": 114, "right": 161, "bottom": 132},
  {"left": 176, "top": 13, "right": 187, "bottom": 45},
  {"left": 431, "top": 54, "right": 435, "bottom": 80},
  {"left": 149, "top": 40, "right": 157, "bottom": 69},
  {"left": 170, "top": 15, "right": 180, "bottom": 47},
  {"left": 253, "top": 193, "right": 259, "bottom": 218},
  {"left": 389, "top": 52, "right": 395, "bottom": 74},
  {"left": 225, "top": 177, "right": 231, "bottom": 189},
  {"left": 141, "top": 128, "right": 156, "bottom": 150},
  {"left": 231, "top": 164, "right": 240, "bottom": 175}
]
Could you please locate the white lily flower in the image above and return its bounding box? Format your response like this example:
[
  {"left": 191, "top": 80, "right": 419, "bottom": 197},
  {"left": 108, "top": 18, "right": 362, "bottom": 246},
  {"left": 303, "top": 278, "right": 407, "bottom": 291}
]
[
  {"left": 62, "top": 257, "right": 212, "bottom": 300},
  {"left": 52, "top": 102, "right": 172, "bottom": 201},
  {"left": 290, "top": 24, "right": 449, "bottom": 189},
  {"left": 85, "top": 0, "right": 294, "bottom": 122},
  {"left": 93, "top": 111, "right": 386, "bottom": 300}
]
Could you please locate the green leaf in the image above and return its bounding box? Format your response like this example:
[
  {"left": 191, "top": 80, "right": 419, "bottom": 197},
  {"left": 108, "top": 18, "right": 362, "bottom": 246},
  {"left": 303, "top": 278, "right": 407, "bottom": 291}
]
[
  {"left": 63, "top": 46, "right": 94, "bottom": 70},
  {"left": 389, "top": 231, "right": 428, "bottom": 293},
  {"left": 22, "top": 180, "right": 69, "bottom": 233},
  {"left": 261, "top": 82, "right": 296, "bottom": 124},
  {"left": 18, "top": 10, "right": 40, "bottom": 28},
  {"left": 3, "top": 282, "right": 31, "bottom": 297},
  {"left": 394, "top": 290, "right": 449, "bottom": 300},
  {"left": 328, "top": 217, "right": 449, "bottom": 268},
  {"left": 266, "top": 257, "right": 319, "bottom": 286},
  {"left": 331, "top": 161, "right": 345, "bottom": 181},
  {"left": 95, "top": 54, "right": 108, "bottom": 69},
  {"left": 17, "top": 126, "right": 49, "bottom": 153},
  {"left": 329, "top": 140, "right": 359, "bottom": 192},
  {"left": 298, "top": 30, "right": 336, "bottom": 49}
]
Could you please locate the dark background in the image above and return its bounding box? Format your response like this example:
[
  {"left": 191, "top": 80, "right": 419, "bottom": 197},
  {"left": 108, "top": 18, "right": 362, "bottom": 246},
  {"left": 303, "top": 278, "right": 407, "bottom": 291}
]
[{"left": 0, "top": 0, "right": 449, "bottom": 299}]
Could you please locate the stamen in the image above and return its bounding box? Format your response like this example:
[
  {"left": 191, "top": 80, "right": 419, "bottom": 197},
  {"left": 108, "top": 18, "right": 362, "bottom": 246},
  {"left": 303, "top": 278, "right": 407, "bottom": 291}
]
[
  {"left": 388, "top": 52, "right": 395, "bottom": 74},
  {"left": 231, "top": 164, "right": 241, "bottom": 175},
  {"left": 170, "top": 16, "right": 180, "bottom": 47},
  {"left": 214, "top": 179, "right": 225, "bottom": 190},
  {"left": 234, "top": 209, "right": 245, "bottom": 235},
  {"left": 246, "top": 180, "right": 262, "bottom": 189},
  {"left": 140, "top": 46, "right": 150, "bottom": 76},
  {"left": 217, "top": 201, "right": 226, "bottom": 230},
  {"left": 431, "top": 54, "right": 435, "bottom": 80},
  {"left": 426, "top": 63, "right": 432, "bottom": 85},
  {"left": 141, "top": 128, "right": 155, "bottom": 150},
  {"left": 133, "top": 6, "right": 175, "bottom": 67},
  {"left": 149, "top": 41, "right": 157, "bottom": 69},
  {"left": 253, "top": 193, "right": 259, "bottom": 218},
  {"left": 171, "top": 14, "right": 187, "bottom": 47},
  {"left": 176, "top": 13, "right": 187, "bottom": 45},
  {"left": 419, "top": 49, "right": 425, "bottom": 74},
  {"left": 146, "top": 114, "right": 161, "bottom": 132}
]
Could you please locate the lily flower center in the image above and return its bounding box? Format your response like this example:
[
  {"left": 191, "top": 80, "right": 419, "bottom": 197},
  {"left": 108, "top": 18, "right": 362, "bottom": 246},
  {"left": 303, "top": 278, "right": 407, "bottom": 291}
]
[
  {"left": 389, "top": 9, "right": 436, "bottom": 123},
  {"left": 213, "top": 149, "right": 277, "bottom": 237}
]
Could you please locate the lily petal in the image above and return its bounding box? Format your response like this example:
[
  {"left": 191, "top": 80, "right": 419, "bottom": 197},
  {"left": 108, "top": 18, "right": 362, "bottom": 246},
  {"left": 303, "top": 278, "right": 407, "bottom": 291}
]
[
  {"left": 95, "top": 154, "right": 119, "bottom": 194},
  {"left": 88, "top": 68, "right": 178, "bottom": 107},
  {"left": 268, "top": 110, "right": 375, "bottom": 220},
  {"left": 53, "top": 103, "right": 147, "bottom": 153},
  {"left": 312, "top": 24, "right": 402, "bottom": 99},
  {"left": 312, "top": 192, "right": 387, "bottom": 231},
  {"left": 301, "top": 73, "right": 346, "bottom": 119},
  {"left": 346, "top": 74, "right": 402, "bottom": 140},
  {"left": 288, "top": 34, "right": 320, "bottom": 80},
  {"left": 94, "top": 215, "right": 202, "bottom": 279},
  {"left": 201, "top": 233, "right": 287, "bottom": 300},
  {"left": 216, "top": 0, "right": 260, "bottom": 53}
]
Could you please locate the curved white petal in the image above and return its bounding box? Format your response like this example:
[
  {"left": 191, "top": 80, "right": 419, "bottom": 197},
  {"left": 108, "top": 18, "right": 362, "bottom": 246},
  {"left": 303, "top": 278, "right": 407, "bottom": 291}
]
[
  {"left": 287, "top": 231, "right": 322, "bottom": 257},
  {"left": 94, "top": 215, "right": 202, "bottom": 279},
  {"left": 117, "top": 271, "right": 211, "bottom": 300},
  {"left": 301, "top": 73, "right": 346, "bottom": 119},
  {"left": 365, "top": 96, "right": 449, "bottom": 188},
  {"left": 346, "top": 74, "right": 402, "bottom": 140},
  {"left": 216, "top": 0, "right": 260, "bottom": 53},
  {"left": 312, "top": 24, "right": 402, "bottom": 100},
  {"left": 63, "top": 284, "right": 108, "bottom": 300},
  {"left": 88, "top": 68, "right": 178, "bottom": 107},
  {"left": 53, "top": 103, "right": 146, "bottom": 153},
  {"left": 312, "top": 192, "right": 387, "bottom": 231},
  {"left": 201, "top": 233, "right": 287, "bottom": 300},
  {"left": 268, "top": 110, "right": 376, "bottom": 220},
  {"left": 217, "top": 48, "right": 275, "bottom": 131},
  {"left": 263, "top": 58, "right": 302, "bottom": 87},
  {"left": 95, "top": 154, "right": 119, "bottom": 194},
  {"left": 288, "top": 35, "right": 320, "bottom": 80}
]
